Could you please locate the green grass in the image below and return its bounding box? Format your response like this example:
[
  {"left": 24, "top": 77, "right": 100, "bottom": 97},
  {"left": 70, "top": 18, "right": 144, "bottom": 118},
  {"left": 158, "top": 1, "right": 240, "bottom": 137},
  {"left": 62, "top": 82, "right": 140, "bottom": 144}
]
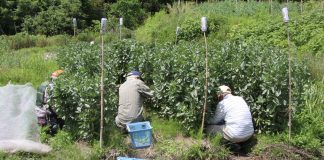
[
  {"left": 305, "top": 54, "right": 324, "bottom": 81},
  {"left": 0, "top": 1, "right": 323, "bottom": 159},
  {"left": 0, "top": 131, "right": 103, "bottom": 160},
  {"left": 134, "top": 1, "right": 304, "bottom": 44},
  {"left": 0, "top": 46, "right": 58, "bottom": 88},
  {"left": 150, "top": 114, "right": 183, "bottom": 138}
]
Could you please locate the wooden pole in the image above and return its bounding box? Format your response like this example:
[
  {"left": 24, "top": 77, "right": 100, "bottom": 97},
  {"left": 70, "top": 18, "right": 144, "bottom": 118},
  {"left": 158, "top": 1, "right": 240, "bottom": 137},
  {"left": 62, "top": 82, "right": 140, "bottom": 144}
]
[
  {"left": 300, "top": 0, "right": 303, "bottom": 13},
  {"left": 286, "top": 21, "right": 292, "bottom": 143},
  {"left": 119, "top": 25, "right": 122, "bottom": 40},
  {"left": 200, "top": 31, "right": 209, "bottom": 134},
  {"left": 100, "top": 34, "right": 104, "bottom": 148},
  {"left": 269, "top": 0, "right": 273, "bottom": 14}
]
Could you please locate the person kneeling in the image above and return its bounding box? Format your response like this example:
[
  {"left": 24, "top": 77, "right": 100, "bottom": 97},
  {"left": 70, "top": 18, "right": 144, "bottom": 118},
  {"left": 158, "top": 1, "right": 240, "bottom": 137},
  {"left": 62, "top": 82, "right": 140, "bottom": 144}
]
[
  {"left": 115, "top": 70, "right": 153, "bottom": 133},
  {"left": 206, "top": 85, "right": 254, "bottom": 151}
]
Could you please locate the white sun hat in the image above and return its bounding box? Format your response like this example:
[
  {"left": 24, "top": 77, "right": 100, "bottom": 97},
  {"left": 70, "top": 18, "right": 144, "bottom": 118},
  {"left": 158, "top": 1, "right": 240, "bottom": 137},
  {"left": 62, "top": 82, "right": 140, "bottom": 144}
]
[{"left": 218, "top": 85, "right": 231, "bottom": 95}]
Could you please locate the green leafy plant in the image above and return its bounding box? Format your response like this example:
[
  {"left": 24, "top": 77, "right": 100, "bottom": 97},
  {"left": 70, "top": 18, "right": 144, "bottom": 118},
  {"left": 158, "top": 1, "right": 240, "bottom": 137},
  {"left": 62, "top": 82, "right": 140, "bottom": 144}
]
[
  {"left": 49, "top": 130, "right": 73, "bottom": 150},
  {"left": 54, "top": 39, "right": 310, "bottom": 140}
]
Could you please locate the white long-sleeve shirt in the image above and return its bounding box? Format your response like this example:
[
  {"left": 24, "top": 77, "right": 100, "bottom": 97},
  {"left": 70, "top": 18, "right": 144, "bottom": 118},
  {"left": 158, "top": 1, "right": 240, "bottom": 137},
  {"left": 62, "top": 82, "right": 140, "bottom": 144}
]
[{"left": 209, "top": 94, "right": 254, "bottom": 139}]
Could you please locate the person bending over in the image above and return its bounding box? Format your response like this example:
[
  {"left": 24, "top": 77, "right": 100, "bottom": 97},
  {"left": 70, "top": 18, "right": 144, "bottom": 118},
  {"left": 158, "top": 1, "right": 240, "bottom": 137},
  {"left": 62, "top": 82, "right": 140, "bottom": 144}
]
[
  {"left": 206, "top": 85, "right": 254, "bottom": 144},
  {"left": 115, "top": 70, "right": 153, "bottom": 132}
]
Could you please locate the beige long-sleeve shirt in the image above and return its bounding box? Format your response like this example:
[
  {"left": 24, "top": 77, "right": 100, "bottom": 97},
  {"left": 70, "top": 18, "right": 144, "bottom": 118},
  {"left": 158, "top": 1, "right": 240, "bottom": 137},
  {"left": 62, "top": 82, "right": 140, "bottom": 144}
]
[{"left": 116, "top": 76, "right": 153, "bottom": 126}]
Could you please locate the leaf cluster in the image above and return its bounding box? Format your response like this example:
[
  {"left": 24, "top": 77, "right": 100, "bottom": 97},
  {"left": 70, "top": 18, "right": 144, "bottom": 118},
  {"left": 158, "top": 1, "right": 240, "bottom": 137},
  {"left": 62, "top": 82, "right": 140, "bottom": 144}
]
[{"left": 53, "top": 39, "right": 310, "bottom": 140}]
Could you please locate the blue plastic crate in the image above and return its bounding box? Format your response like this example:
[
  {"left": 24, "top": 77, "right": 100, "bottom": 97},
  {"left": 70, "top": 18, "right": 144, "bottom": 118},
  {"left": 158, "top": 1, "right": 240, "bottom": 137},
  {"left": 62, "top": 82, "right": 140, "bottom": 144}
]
[
  {"left": 117, "top": 157, "right": 144, "bottom": 160},
  {"left": 126, "top": 121, "right": 153, "bottom": 149}
]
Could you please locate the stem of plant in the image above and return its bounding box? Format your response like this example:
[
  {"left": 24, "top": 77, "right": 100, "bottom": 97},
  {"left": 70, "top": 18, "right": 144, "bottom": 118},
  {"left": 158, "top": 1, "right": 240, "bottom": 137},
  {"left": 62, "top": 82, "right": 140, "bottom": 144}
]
[
  {"left": 100, "top": 35, "right": 104, "bottom": 148},
  {"left": 201, "top": 31, "right": 208, "bottom": 135}
]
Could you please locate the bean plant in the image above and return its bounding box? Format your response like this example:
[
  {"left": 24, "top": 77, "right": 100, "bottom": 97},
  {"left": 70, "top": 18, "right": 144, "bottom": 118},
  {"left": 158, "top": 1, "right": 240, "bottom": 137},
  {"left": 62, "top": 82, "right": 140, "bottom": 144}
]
[{"left": 53, "top": 39, "right": 310, "bottom": 140}]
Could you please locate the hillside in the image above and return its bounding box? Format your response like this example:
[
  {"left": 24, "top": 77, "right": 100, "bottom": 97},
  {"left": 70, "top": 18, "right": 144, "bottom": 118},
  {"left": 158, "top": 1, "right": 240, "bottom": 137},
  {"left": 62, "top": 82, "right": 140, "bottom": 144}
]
[{"left": 0, "top": 1, "right": 323, "bottom": 160}]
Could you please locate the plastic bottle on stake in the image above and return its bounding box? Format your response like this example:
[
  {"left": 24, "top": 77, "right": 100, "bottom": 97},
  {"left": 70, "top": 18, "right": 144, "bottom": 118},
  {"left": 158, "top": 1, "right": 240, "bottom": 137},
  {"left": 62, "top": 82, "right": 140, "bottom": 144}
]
[
  {"left": 176, "top": 26, "right": 181, "bottom": 36},
  {"left": 282, "top": 7, "right": 289, "bottom": 23},
  {"left": 101, "top": 18, "right": 107, "bottom": 34},
  {"left": 119, "top": 18, "right": 123, "bottom": 26},
  {"left": 201, "top": 17, "right": 207, "bottom": 32},
  {"left": 73, "top": 18, "right": 77, "bottom": 28}
]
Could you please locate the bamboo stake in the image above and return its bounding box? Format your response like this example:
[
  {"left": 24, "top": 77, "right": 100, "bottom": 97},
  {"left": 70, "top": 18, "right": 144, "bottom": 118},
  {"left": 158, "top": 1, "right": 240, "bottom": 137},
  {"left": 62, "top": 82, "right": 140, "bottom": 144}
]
[
  {"left": 99, "top": 18, "right": 107, "bottom": 148},
  {"left": 200, "top": 17, "right": 208, "bottom": 134},
  {"left": 282, "top": 7, "right": 292, "bottom": 143},
  {"left": 300, "top": 0, "right": 303, "bottom": 13},
  {"left": 100, "top": 35, "right": 104, "bottom": 148},
  {"left": 201, "top": 31, "right": 209, "bottom": 133},
  {"left": 100, "top": 34, "right": 104, "bottom": 148},
  {"left": 119, "top": 25, "right": 121, "bottom": 40},
  {"left": 269, "top": 0, "right": 273, "bottom": 14},
  {"left": 287, "top": 22, "right": 292, "bottom": 143}
]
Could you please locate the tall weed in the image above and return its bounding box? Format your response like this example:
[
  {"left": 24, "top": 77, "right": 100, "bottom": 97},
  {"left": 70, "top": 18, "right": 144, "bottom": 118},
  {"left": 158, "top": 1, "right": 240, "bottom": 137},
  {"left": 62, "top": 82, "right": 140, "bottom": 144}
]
[
  {"left": 7, "top": 33, "right": 71, "bottom": 50},
  {"left": 0, "top": 47, "right": 58, "bottom": 87},
  {"left": 292, "top": 81, "right": 324, "bottom": 152}
]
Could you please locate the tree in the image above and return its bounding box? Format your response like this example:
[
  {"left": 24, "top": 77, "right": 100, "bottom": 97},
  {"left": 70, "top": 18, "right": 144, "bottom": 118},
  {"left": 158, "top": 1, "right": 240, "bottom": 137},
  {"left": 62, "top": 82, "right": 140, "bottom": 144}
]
[
  {"left": 21, "top": 0, "right": 82, "bottom": 36},
  {"left": 109, "top": 0, "right": 147, "bottom": 29}
]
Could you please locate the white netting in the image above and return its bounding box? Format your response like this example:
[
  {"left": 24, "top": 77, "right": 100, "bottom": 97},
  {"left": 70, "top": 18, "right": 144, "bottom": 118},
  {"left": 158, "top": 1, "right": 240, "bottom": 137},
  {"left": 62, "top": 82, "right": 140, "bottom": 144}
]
[{"left": 0, "top": 84, "right": 51, "bottom": 153}]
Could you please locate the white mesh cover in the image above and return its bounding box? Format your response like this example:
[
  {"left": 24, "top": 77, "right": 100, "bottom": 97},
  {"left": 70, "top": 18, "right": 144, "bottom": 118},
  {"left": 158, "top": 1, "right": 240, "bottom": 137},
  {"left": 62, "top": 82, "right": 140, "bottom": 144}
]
[{"left": 0, "top": 84, "right": 51, "bottom": 153}]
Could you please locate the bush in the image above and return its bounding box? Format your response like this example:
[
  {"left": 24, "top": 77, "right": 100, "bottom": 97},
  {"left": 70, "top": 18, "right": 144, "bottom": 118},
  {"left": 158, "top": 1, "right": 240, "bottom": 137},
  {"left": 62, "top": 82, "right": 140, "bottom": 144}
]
[
  {"left": 230, "top": 9, "right": 324, "bottom": 56},
  {"left": 0, "top": 36, "right": 10, "bottom": 52},
  {"left": 108, "top": 0, "right": 147, "bottom": 30},
  {"left": 49, "top": 130, "right": 73, "bottom": 150},
  {"left": 9, "top": 32, "right": 37, "bottom": 50},
  {"left": 177, "top": 15, "right": 227, "bottom": 41},
  {"left": 54, "top": 39, "right": 310, "bottom": 140},
  {"left": 292, "top": 82, "right": 324, "bottom": 152},
  {"left": 135, "top": 10, "right": 178, "bottom": 43}
]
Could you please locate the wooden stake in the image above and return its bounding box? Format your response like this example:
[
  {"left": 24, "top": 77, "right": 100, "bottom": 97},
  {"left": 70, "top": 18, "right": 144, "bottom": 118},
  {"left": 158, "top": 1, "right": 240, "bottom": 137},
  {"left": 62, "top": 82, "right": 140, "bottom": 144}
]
[
  {"left": 269, "top": 0, "right": 273, "bottom": 14},
  {"left": 300, "top": 0, "right": 303, "bottom": 13},
  {"left": 119, "top": 25, "right": 122, "bottom": 40},
  {"left": 286, "top": 21, "right": 292, "bottom": 143},
  {"left": 200, "top": 31, "right": 209, "bottom": 134},
  {"left": 100, "top": 35, "right": 104, "bottom": 148}
]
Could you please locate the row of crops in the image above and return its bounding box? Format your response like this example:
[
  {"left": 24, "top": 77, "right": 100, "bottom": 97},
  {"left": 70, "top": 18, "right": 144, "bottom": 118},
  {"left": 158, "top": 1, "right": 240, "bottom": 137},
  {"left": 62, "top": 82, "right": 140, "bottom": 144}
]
[{"left": 52, "top": 39, "right": 310, "bottom": 140}]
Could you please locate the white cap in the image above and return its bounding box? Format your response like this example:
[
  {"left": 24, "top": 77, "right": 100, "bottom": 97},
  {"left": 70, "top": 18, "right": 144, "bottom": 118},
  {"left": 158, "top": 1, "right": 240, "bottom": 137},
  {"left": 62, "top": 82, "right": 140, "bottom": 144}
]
[{"left": 218, "top": 85, "right": 231, "bottom": 95}]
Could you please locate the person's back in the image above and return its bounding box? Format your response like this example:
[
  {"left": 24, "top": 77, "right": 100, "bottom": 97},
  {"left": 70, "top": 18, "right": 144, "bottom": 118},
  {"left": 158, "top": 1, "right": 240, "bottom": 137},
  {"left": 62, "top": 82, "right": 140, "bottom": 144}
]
[
  {"left": 36, "top": 81, "right": 50, "bottom": 107},
  {"left": 35, "top": 70, "right": 64, "bottom": 134},
  {"left": 115, "top": 71, "right": 153, "bottom": 130},
  {"left": 219, "top": 94, "right": 254, "bottom": 140},
  {"left": 118, "top": 77, "right": 145, "bottom": 122},
  {"left": 206, "top": 85, "right": 254, "bottom": 144}
]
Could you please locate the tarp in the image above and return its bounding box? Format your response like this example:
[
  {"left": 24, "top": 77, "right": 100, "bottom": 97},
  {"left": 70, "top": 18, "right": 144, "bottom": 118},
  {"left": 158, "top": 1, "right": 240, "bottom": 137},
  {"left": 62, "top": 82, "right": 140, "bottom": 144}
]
[{"left": 0, "top": 84, "right": 51, "bottom": 153}]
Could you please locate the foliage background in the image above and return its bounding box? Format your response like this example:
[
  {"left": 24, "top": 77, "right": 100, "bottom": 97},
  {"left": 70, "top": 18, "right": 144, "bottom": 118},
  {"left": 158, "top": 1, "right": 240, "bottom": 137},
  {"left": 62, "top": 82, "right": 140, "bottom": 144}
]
[
  {"left": 0, "top": 0, "right": 323, "bottom": 157},
  {"left": 54, "top": 39, "right": 310, "bottom": 140}
]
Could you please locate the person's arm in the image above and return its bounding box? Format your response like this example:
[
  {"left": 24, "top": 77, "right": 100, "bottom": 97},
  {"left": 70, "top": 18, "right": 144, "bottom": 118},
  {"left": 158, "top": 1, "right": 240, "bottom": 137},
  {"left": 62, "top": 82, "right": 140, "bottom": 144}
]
[
  {"left": 138, "top": 81, "right": 154, "bottom": 98},
  {"left": 207, "top": 103, "right": 226, "bottom": 125}
]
